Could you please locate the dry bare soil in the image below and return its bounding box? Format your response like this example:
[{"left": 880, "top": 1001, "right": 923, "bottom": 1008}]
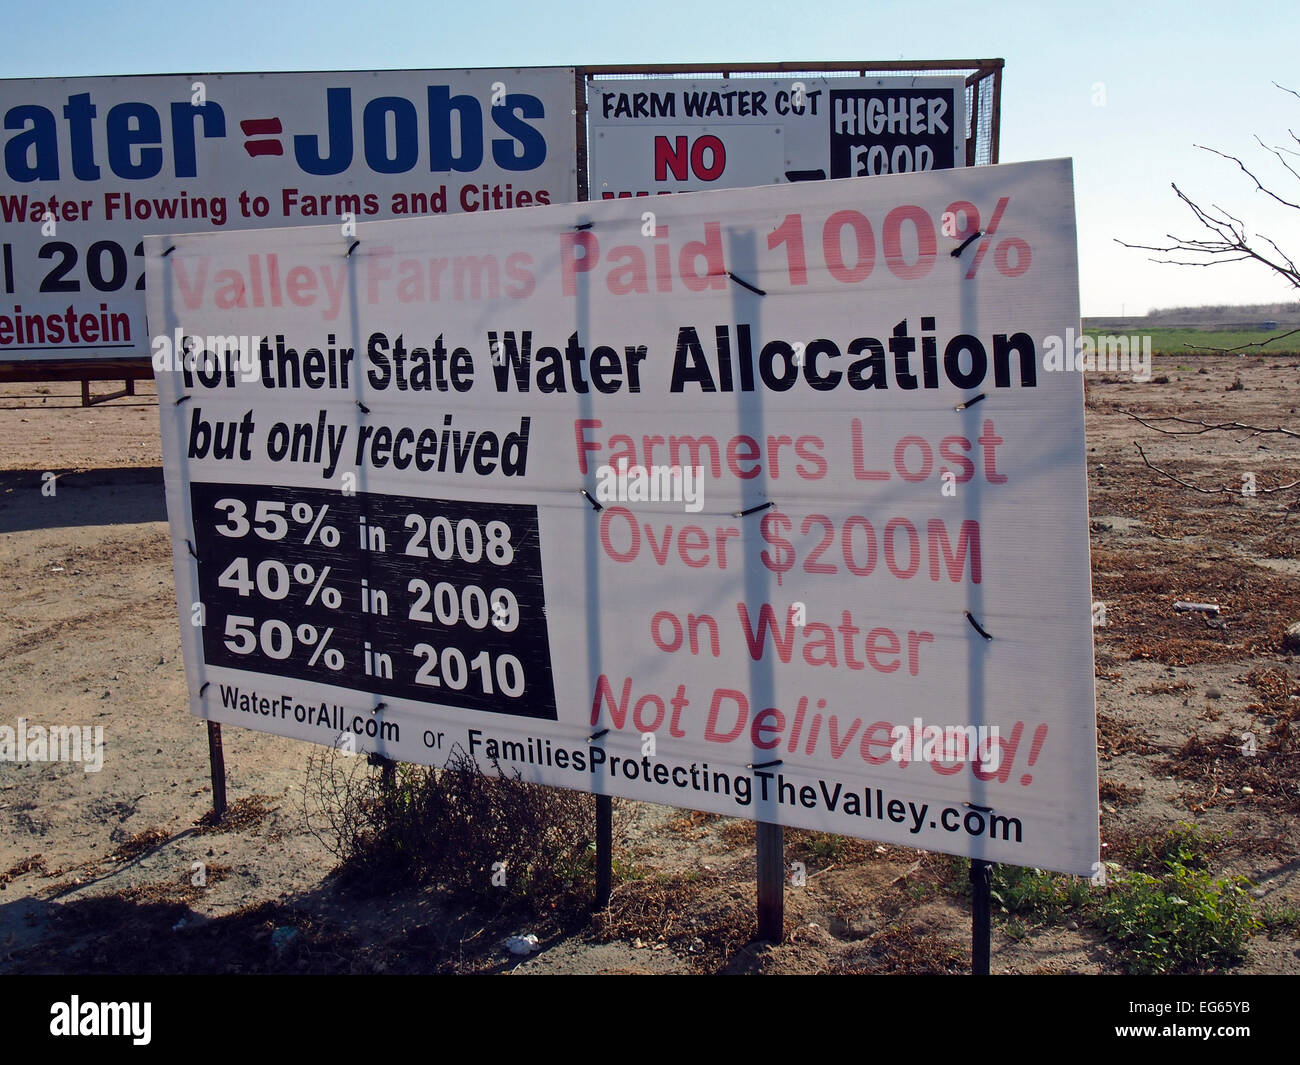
[{"left": 1, "top": 355, "right": 1297, "bottom": 975}]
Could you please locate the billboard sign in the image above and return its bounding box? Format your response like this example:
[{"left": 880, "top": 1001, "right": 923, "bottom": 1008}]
[
  {"left": 149, "top": 158, "right": 1097, "bottom": 874},
  {"left": 0, "top": 67, "right": 577, "bottom": 361},
  {"left": 588, "top": 75, "right": 966, "bottom": 198}
]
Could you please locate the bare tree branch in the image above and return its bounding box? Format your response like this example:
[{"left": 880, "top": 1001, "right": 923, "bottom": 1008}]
[
  {"left": 1193, "top": 144, "right": 1300, "bottom": 210},
  {"left": 1182, "top": 326, "right": 1300, "bottom": 354},
  {"left": 1259, "top": 234, "right": 1300, "bottom": 278},
  {"left": 1115, "top": 86, "right": 1300, "bottom": 290},
  {"left": 1133, "top": 443, "right": 1300, "bottom": 495},
  {"left": 1115, "top": 87, "right": 1300, "bottom": 521},
  {"left": 1117, "top": 408, "right": 1299, "bottom": 439},
  {"left": 1256, "top": 134, "right": 1300, "bottom": 184},
  {"left": 1114, "top": 182, "right": 1300, "bottom": 287}
]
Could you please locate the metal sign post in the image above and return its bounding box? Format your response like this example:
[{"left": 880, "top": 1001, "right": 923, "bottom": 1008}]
[
  {"left": 596, "top": 795, "right": 613, "bottom": 908},
  {"left": 756, "top": 822, "right": 784, "bottom": 941},
  {"left": 971, "top": 858, "right": 993, "bottom": 974},
  {"left": 206, "top": 721, "right": 227, "bottom": 821}
]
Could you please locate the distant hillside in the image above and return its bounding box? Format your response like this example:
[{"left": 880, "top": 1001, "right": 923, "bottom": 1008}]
[{"left": 1085, "top": 301, "right": 1300, "bottom": 333}]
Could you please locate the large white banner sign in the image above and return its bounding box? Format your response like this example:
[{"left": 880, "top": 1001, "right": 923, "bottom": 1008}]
[
  {"left": 588, "top": 76, "right": 966, "bottom": 199},
  {"left": 0, "top": 68, "right": 577, "bottom": 361},
  {"left": 150, "top": 159, "right": 1098, "bottom": 874}
]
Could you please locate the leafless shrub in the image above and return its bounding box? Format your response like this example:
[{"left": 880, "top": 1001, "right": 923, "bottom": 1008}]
[{"left": 303, "top": 743, "right": 601, "bottom": 901}]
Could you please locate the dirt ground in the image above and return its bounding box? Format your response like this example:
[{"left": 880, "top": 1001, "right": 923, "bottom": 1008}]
[{"left": 1, "top": 355, "right": 1297, "bottom": 975}]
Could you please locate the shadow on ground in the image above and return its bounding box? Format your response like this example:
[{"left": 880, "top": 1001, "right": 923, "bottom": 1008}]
[
  {"left": 1, "top": 870, "right": 605, "bottom": 975},
  {"left": 0, "top": 468, "right": 166, "bottom": 533}
]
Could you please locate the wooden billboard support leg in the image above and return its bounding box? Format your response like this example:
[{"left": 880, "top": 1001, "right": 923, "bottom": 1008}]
[
  {"left": 207, "top": 721, "right": 228, "bottom": 822},
  {"left": 971, "top": 858, "right": 993, "bottom": 975},
  {"left": 595, "top": 794, "right": 612, "bottom": 909},
  {"left": 81, "top": 378, "right": 136, "bottom": 406},
  {"left": 756, "top": 821, "right": 784, "bottom": 942}
]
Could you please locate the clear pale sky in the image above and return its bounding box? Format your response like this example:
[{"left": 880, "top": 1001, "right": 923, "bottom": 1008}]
[{"left": 5, "top": 0, "right": 1295, "bottom": 317}]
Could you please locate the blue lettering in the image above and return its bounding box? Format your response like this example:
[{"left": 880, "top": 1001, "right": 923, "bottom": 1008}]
[
  {"left": 106, "top": 101, "right": 163, "bottom": 179},
  {"left": 3, "top": 81, "right": 552, "bottom": 185},
  {"left": 491, "top": 93, "right": 547, "bottom": 171},
  {"left": 4, "top": 105, "right": 59, "bottom": 181},
  {"left": 170, "top": 100, "right": 226, "bottom": 178},
  {"left": 428, "top": 86, "right": 482, "bottom": 172},
  {"left": 294, "top": 86, "right": 353, "bottom": 175},
  {"left": 362, "top": 95, "right": 419, "bottom": 174},
  {"left": 63, "top": 93, "right": 100, "bottom": 179}
]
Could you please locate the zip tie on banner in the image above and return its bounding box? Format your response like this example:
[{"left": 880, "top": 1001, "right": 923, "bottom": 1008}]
[
  {"left": 727, "top": 271, "right": 765, "bottom": 296},
  {"left": 199, "top": 682, "right": 210, "bottom": 696},
  {"left": 588, "top": 728, "right": 609, "bottom": 742},
  {"left": 964, "top": 610, "right": 993, "bottom": 640},
  {"left": 580, "top": 488, "right": 603, "bottom": 511},
  {"left": 748, "top": 759, "right": 783, "bottom": 770},
  {"left": 574, "top": 221, "right": 594, "bottom": 231},
  {"left": 371, "top": 702, "right": 387, "bottom": 715},
  {"left": 950, "top": 231, "right": 982, "bottom": 258},
  {"left": 346, "top": 240, "right": 360, "bottom": 257},
  {"left": 185, "top": 539, "right": 199, "bottom": 559},
  {"left": 734, "top": 500, "right": 774, "bottom": 518},
  {"left": 963, "top": 801, "right": 994, "bottom": 812},
  {"left": 175, "top": 394, "right": 192, "bottom": 406},
  {"left": 356, "top": 400, "right": 370, "bottom": 414},
  {"left": 161, "top": 246, "right": 177, "bottom": 257},
  {"left": 954, "top": 392, "right": 986, "bottom": 411}
]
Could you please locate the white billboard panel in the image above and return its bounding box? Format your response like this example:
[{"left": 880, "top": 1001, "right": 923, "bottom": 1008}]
[
  {"left": 588, "top": 76, "right": 966, "bottom": 198},
  {"left": 149, "top": 159, "right": 1098, "bottom": 874},
  {"left": 0, "top": 68, "right": 577, "bottom": 360}
]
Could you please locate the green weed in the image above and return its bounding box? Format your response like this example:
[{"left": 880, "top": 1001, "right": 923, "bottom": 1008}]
[
  {"left": 1095, "top": 862, "right": 1259, "bottom": 974},
  {"left": 1258, "top": 903, "right": 1300, "bottom": 936},
  {"left": 946, "top": 825, "right": 1261, "bottom": 973}
]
